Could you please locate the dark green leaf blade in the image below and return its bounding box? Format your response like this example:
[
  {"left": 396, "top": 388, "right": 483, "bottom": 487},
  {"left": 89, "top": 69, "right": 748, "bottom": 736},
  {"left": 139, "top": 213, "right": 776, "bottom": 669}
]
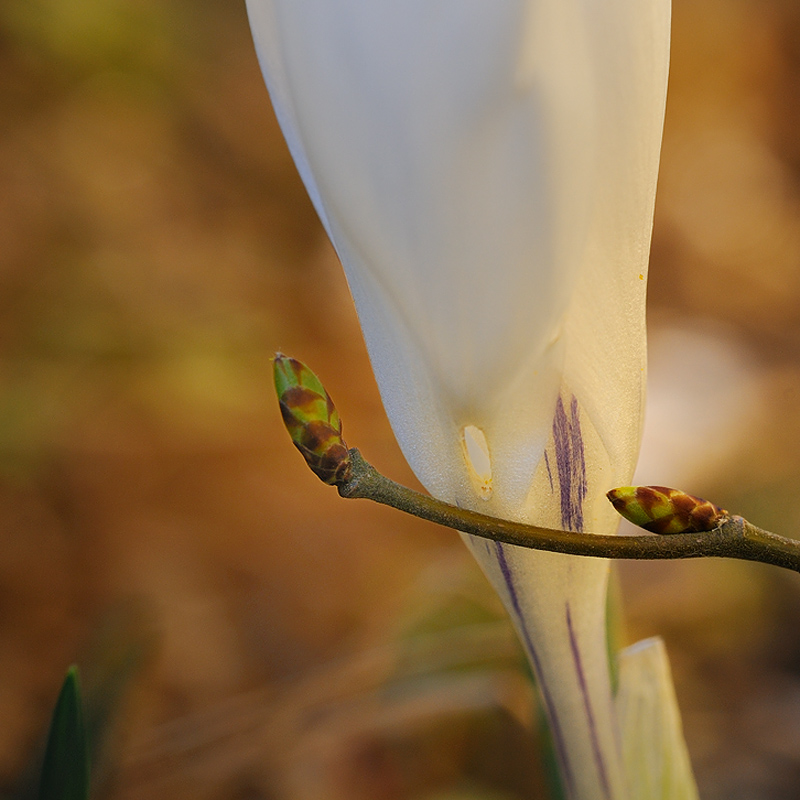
[{"left": 38, "top": 666, "right": 90, "bottom": 800}]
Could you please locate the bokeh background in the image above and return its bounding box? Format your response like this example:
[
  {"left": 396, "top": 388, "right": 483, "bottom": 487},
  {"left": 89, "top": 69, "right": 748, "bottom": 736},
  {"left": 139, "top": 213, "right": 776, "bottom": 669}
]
[{"left": 2, "top": 1, "right": 800, "bottom": 798}]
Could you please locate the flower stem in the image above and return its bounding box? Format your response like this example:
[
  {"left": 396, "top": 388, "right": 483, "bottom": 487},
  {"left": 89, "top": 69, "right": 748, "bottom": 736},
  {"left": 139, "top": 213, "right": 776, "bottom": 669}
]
[{"left": 339, "top": 449, "right": 800, "bottom": 574}]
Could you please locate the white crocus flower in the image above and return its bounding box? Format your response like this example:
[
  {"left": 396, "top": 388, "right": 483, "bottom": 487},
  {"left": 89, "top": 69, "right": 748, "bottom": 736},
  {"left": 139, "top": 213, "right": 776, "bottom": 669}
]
[{"left": 247, "top": 2, "right": 677, "bottom": 798}]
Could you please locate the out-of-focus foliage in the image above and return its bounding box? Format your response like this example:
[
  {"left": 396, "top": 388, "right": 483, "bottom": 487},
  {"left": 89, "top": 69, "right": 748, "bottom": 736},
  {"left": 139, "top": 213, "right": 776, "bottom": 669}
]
[{"left": 3, "top": 0, "right": 800, "bottom": 798}]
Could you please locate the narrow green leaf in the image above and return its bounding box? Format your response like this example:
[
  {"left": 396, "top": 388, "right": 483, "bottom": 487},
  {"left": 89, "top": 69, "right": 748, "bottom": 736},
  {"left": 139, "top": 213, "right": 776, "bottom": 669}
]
[
  {"left": 39, "top": 666, "right": 90, "bottom": 800},
  {"left": 615, "top": 638, "right": 698, "bottom": 800}
]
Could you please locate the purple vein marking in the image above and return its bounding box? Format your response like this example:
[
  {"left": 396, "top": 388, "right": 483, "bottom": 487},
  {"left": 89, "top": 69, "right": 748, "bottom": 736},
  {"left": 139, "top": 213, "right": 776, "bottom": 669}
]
[
  {"left": 553, "top": 395, "right": 588, "bottom": 532},
  {"left": 494, "top": 541, "right": 576, "bottom": 799},
  {"left": 566, "top": 602, "right": 612, "bottom": 800},
  {"left": 544, "top": 450, "right": 554, "bottom": 492},
  {"left": 569, "top": 395, "right": 587, "bottom": 521}
]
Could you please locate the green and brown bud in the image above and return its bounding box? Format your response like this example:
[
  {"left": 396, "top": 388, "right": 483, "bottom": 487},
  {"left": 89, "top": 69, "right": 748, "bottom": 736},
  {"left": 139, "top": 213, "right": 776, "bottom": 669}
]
[
  {"left": 273, "top": 353, "right": 352, "bottom": 485},
  {"left": 607, "top": 485, "right": 728, "bottom": 534}
]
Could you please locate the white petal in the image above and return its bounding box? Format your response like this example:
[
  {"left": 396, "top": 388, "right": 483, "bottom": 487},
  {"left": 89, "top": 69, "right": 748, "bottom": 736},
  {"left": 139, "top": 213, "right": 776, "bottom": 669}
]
[
  {"left": 248, "top": 4, "right": 674, "bottom": 799},
  {"left": 466, "top": 539, "right": 627, "bottom": 799},
  {"left": 246, "top": 0, "right": 600, "bottom": 500},
  {"left": 562, "top": 0, "right": 672, "bottom": 490}
]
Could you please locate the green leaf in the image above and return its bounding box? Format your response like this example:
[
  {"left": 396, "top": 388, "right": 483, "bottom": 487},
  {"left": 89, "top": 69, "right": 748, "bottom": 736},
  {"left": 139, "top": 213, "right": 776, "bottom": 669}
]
[
  {"left": 615, "top": 638, "right": 698, "bottom": 800},
  {"left": 38, "top": 666, "right": 90, "bottom": 800}
]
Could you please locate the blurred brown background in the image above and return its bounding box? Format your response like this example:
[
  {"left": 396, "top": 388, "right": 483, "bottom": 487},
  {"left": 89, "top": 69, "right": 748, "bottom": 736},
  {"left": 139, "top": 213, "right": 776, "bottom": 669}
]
[{"left": 2, "top": 0, "right": 800, "bottom": 798}]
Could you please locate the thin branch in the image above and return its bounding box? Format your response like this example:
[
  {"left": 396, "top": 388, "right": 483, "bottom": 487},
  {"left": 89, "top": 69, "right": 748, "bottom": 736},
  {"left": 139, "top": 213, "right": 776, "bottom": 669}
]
[{"left": 339, "top": 449, "right": 800, "bottom": 575}]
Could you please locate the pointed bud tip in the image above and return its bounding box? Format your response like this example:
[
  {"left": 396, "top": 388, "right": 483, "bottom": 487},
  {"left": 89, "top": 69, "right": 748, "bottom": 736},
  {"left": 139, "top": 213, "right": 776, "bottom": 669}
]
[
  {"left": 273, "top": 354, "right": 351, "bottom": 485},
  {"left": 607, "top": 485, "right": 728, "bottom": 534}
]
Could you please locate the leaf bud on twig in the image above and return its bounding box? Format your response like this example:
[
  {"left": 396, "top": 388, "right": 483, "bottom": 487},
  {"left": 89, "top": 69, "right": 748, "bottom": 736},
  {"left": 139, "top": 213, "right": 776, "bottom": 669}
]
[
  {"left": 607, "top": 486, "right": 728, "bottom": 534},
  {"left": 273, "top": 353, "right": 352, "bottom": 485}
]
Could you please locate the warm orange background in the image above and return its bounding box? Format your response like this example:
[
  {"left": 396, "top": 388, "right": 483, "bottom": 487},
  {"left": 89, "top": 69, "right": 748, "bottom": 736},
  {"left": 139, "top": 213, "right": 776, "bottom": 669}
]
[{"left": 2, "top": 1, "right": 800, "bottom": 798}]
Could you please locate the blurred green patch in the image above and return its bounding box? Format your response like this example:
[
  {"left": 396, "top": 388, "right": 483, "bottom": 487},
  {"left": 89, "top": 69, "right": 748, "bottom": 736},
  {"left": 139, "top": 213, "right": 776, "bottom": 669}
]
[{"left": 0, "top": 0, "right": 178, "bottom": 77}]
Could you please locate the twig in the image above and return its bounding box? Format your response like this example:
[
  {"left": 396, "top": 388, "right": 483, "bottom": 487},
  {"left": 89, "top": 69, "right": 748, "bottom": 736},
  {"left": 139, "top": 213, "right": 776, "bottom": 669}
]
[{"left": 339, "top": 449, "right": 800, "bottom": 575}]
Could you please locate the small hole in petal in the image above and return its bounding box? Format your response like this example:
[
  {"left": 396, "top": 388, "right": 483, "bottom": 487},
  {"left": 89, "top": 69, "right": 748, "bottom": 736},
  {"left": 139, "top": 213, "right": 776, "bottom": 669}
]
[{"left": 462, "top": 425, "right": 492, "bottom": 500}]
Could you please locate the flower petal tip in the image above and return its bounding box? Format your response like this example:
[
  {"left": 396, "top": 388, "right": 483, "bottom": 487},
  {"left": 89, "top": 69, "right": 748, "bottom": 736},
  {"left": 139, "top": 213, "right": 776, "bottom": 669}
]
[
  {"left": 273, "top": 354, "right": 352, "bottom": 485},
  {"left": 607, "top": 485, "right": 728, "bottom": 534}
]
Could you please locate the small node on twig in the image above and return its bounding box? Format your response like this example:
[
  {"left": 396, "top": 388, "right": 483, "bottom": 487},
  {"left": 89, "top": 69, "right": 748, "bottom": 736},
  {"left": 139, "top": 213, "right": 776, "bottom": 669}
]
[{"left": 607, "top": 485, "right": 728, "bottom": 534}]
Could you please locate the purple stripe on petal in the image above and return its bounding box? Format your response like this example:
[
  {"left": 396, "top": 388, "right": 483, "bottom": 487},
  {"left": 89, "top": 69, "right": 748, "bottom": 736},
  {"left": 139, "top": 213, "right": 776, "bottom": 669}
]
[
  {"left": 544, "top": 449, "right": 554, "bottom": 492},
  {"left": 570, "top": 395, "right": 587, "bottom": 517},
  {"left": 494, "top": 541, "right": 576, "bottom": 799},
  {"left": 567, "top": 602, "right": 612, "bottom": 800},
  {"left": 553, "top": 395, "right": 588, "bottom": 532}
]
